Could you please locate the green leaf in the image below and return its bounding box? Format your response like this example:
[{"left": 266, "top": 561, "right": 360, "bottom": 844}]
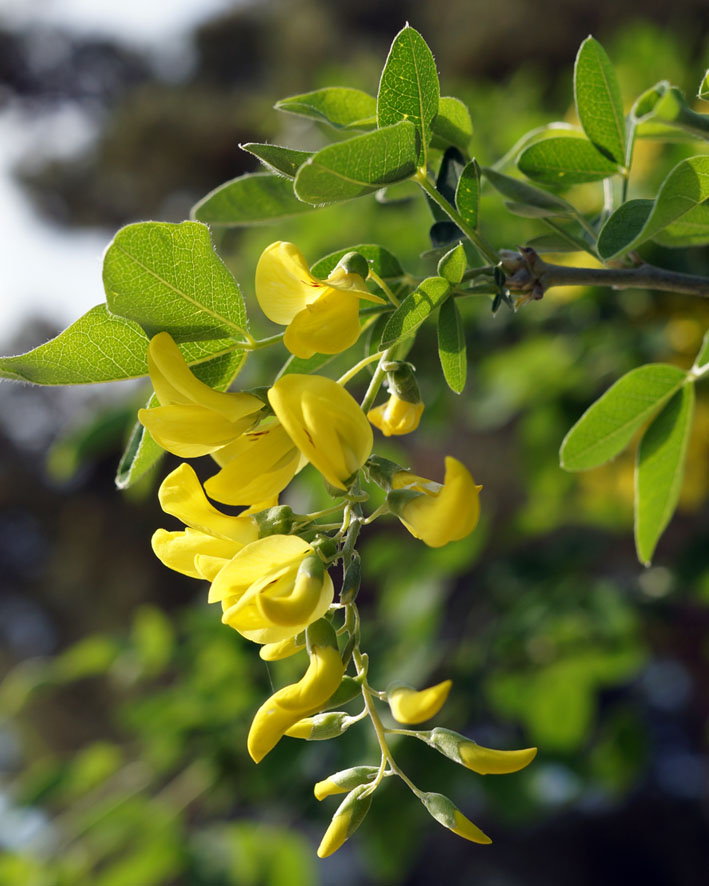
[
  {"left": 597, "top": 199, "right": 652, "bottom": 259},
  {"left": 240, "top": 143, "right": 313, "bottom": 178},
  {"left": 482, "top": 166, "right": 577, "bottom": 215},
  {"left": 437, "top": 242, "right": 466, "bottom": 284},
  {"left": 632, "top": 82, "right": 709, "bottom": 141},
  {"left": 560, "top": 363, "right": 687, "bottom": 471},
  {"left": 455, "top": 159, "right": 480, "bottom": 229},
  {"left": 635, "top": 382, "right": 694, "bottom": 565},
  {"left": 599, "top": 155, "right": 709, "bottom": 259},
  {"left": 574, "top": 36, "right": 626, "bottom": 165},
  {"left": 192, "top": 172, "right": 313, "bottom": 225},
  {"left": 699, "top": 70, "right": 709, "bottom": 101},
  {"left": 693, "top": 329, "right": 709, "bottom": 369},
  {"left": 310, "top": 243, "right": 403, "bottom": 279},
  {"left": 437, "top": 297, "right": 466, "bottom": 393},
  {"left": 294, "top": 121, "right": 418, "bottom": 205},
  {"left": 651, "top": 201, "right": 709, "bottom": 247},
  {"left": 518, "top": 136, "right": 620, "bottom": 185},
  {"left": 103, "top": 221, "right": 248, "bottom": 341},
  {"left": 0, "top": 305, "right": 148, "bottom": 384},
  {"left": 431, "top": 96, "right": 473, "bottom": 152},
  {"left": 525, "top": 233, "right": 583, "bottom": 253},
  {"left": 380, "top": 276, "right": 450, "bottom": 348},
  {"left": 377, "top": 25, "right": 439, "bottom": 165},
  {"left": 274, "top": 87, "right": 377, "bottom": 130},
  {"left": 116, "top": 348, "right": 247, "bottom": 488}
]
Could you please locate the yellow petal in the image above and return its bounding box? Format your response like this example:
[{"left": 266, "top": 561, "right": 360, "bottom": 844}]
[
  {"left": 388, "top": 680, "right": 452, "bottom": 724},
  {"left": 400, "top": 456, "right": 481, "bottom": 547},
  {"left": 368, "top": 395, "right": 424, "bottom": 436},
  {"left": 147, "top": 332, "right": 263, "bottom": 421},
  {"left": 151, "top": 527, "right": 242, "bottom": 579},
  {"left": 207, "top": 535, "right": 312, "bottom": 603},
  {"left": 284, "top": 289, "right": 361, "bottom": 359},
  {"left": 255, "top": 241, "right": 326, "bottom": 325},
  {"left": 316, "top": 809, "right": 352, "bottom": 859},
  {"left": 269, "top": 374, "right": 373, "bottom": 490},
  {"left": 138, "top": 404, "right": 257, "bottom": 458},
  {"left": 204, "top": 423, "right": 300, "bottom": 506},
  {"left": 451, "top": 810, "right": 492, "bottom": 844},
  {"left": 247, "top": 644, "right": 344, "bottom": 762},
  {"left": 194, "top": 554, "right": 232, "bottom": 582},
  {"left": 458, "top": 743, "right": 538, "bottom": 775},
  {"left": 158, "top": 463, "right": 259, "bottom": 543},
  {"left": 259, "top": 635, "right": 306, "bottom": 661}
]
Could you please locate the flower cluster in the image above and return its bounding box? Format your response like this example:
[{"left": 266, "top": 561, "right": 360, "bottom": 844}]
[{"left": 139, "top": 242, "right": 535, "bottom": 856}]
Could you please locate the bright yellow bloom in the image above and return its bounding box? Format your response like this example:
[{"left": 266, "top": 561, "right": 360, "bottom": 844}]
[
  {"left": 368, "top": 393, "right": 425, "bottom": 436},
  {"left": 204, "top": 422, "right": 302, "bottom": 506},
  {"left": 151, "top": 463, "right": 259, "bottom": 580},
  {"left": 255, "top": 242, "right": 384, "bottom": 359},
  {"left": 208, "top": 535, "right": 334, "bottom": 644},
  {"left": 268, "top": 374, "right": 373, "bottom": 491},
  {"left": 247, "top": 643, "right": 344, "bottom": 762},
  {"left": 138, "top": 332, "right": 263, "bottom": 457},
  {"left": 316, "top": 785, "right": 373, "bottom": 858},
  {"left": 387, "top": 680, "right": 452, "bottom": 724},
  {"left": 392, "top": 456, "right": 482, "bottom": 548},
  {"left": 422, "top": 792, "right": 492, "bottom": 845}
]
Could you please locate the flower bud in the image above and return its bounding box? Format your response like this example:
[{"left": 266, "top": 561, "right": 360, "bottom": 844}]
[
  {"left": 364, "top": 455, "right": 407, "bottom": 491},
  {"left": 285, "top": 711, "right": 351, "bottom": 740},
  {"left": 421, "top": 792, "right": 491, "bottom": 845},
  {"left": 426, "top": 728, "right": 538, "bottom": 774},
  {"left": 253, "top": 505, "right": 295, "bottom": 537},
  {"left": 314, "top": 766, "right": 379, "bottom": 801},
  {"left": 387, "top": 680, "right": 452, "bottom": 724},
  {"left": 317, "top": 785, "right": 373, "bottom": 858},
  {"left": 334, "top": 251, "right": 370, "bottom": 280},
  {"left": 259, "top": 634, "right": 305, "bottom": 661}
]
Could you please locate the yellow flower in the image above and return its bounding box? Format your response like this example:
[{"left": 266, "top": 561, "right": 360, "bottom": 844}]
[
  {"left": 391, "top": 456, "right": 482, "bottom": 548},
  {"left": 151, "top": 463, "right": 259, "bottom": 580},
  {"left": 137, "top": 333, "right": 263, "bottom": 457},
  {"left": 255, "top": 242, "right": 384, "bottom": 359},
  {"left": 208, "top": 535, "right": 334, "bottom": 644},
  {"left": 387, "top": 680, "right": 452, "bottom": 724},
  {"left": 204, "top": 422, "right": 302, "bottom": 506},
  {"left": 268, "top": 374, "right": 373, "bottom": 490},
  {"left": 247, "top": 638, "right": 344, "bottom": 762},
  {"left": 316, "top": 785, "right": 373, "bottom": 858},
  {"left": 368, "top": 393, "right": 425, "bottom": 436},
  {"left": 421, "top": 792, "right": 492, "bottom": 845}
]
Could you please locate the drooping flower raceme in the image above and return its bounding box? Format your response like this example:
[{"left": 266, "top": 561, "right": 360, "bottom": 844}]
[
  {"left": 138, "top": 332, "right": 263, "bottom": 457},
  {"left": 255, "top": 241, "right": 385, "bottom": 359},
  {"left": 207, "top": 535, "right": 334, "bottom": 645},
  {"left": 389, "top": 456, "right": 482, "bottom": 548}
]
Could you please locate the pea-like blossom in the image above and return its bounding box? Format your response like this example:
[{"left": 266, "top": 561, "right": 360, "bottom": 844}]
[
  {"left": 268, "top": 373, "right": 373, "bottom": 491},
  {"left": 368, "top": 393, "right": 425, "bottom": 436},
  {"left": 208, "top": 535, "right": 334, "bottom": 645},
  {"left": 255, "top": 242, "right": 384, "bottom": 359},
  {"left": 390, "top": 456, "right": 482, "bottom": 548},
  {"left": 138, "top": 332, "right": 263, "bottom": 457},
  {"left": 387, "top": 680, "right": 452, "bottom": 724}
]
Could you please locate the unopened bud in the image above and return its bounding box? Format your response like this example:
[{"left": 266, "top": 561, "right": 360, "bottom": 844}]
[
  {"left": 426, "top": 727, "right": 537, "bottom": 774},
  {"left": 317, "top": 785, "right": 373, "bottom": 858},
  {"left": 253, "top": 505, "right": 294, "bottom": 537},
  {"left": 387, "top": 680, "right": 452, "bottom": 724},
  {"left": 333, "top": 251, "right": 370, "bottom": 281},
  {"left": 365, "top": 455, "right": 408, "bottom": 491},
  {"left": 314, "top": 766, "right": 379, "bottom": 801},
  {"left": 285, "top": 711, "right": 351, "bottom": 741},
  {"left": 421, "top": 792, "right": 491, "bottom": 845}
]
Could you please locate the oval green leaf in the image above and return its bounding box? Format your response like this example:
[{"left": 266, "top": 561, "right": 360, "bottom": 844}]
[
  {"left": 240, "top": 143, "right": 313, "bottom": 178},
  {"left": 455, "top": 159, "right": 480, "bottom": 229},
  {"left": 437, "top": 242, "right": 466, "bottom": 284},
  {"left": 560, "top": 363, "right": 687, "bottom": 471},
  {"left": 635, "top": 382, "right": 694, "bottom": 565},
  {"left": 431, "top": 96, "right": 473, "bottom": 153},
  {"left": 518, "top": 137, "right": 619, "bottom": 186},
  {"left": 274, "top": 87, "right": 376, "bottom": 130},
  {"left": 380, "top": 276, "right": 450, "bottom": 348},
  {"left": 437, "top": 297, "right": 466, "bottom": 393},
  {"left": 294, "top": 121, "right": 418, "bottom": 205},
  {"left": 574, "top": 36, "right": 626, "bottom": 165},
  {"left": 597, "top": 199, "right": 653, "bottom": 259},
  {"left": 192, "top": 172, "right": 313, "bottom": 225},
  {"left": 377, "top": 25, "right": 440, "bottom": 165}
]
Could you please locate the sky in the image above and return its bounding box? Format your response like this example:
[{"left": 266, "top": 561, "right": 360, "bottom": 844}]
[{"left": 0, "top": 0, "right": 237, "bottom": 349}]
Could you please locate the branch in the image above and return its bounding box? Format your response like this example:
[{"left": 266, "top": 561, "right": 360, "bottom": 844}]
[{"left": 502, "top": 248, "right": 709, "bottom": 300}]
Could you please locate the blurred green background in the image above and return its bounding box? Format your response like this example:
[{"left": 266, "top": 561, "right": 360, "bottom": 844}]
[{"left": 1, "top": 1, "right": 709, "bottom": 884}]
